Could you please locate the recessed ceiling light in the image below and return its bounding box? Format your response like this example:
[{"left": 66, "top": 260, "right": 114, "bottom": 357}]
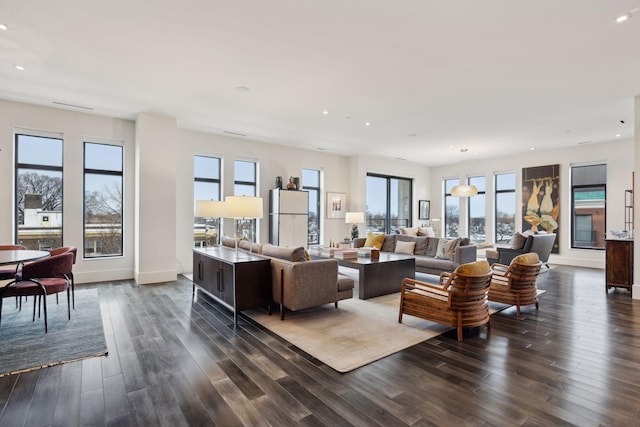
[
  {"left": 15, "top": 65, "right": 24, "bottom": 71},
  {"left": 616, "top": 13, "right": 631, "bottom": 23},
  {"left": 0, "top": 24, "right": 7, "bottom": 31},
  {"left": 345, "top": 116, "right": 351, "bottom": 119},
  {"left": 460, "top": 148, "right": 468, "bottom": 153},
  {"left": 408, "top": 133, "right": 416, "bottom": 137},
  {"left": 616, "top": 134, "right": 622, "bottom": 137},
  {"left": 316, "top": 147, "right": 325, "bottom": 151},
  {"left": 364, "top": 122, "right": 371, "bottom": 126},
  {"left": 530, "top": 147, "right": 535, "bottom": 151},
  {"left": 322, "top": 110, "right": 329, "bottom": 115},
  {"left": 235, "top": 86, "right": 250, "bottom": 93}
]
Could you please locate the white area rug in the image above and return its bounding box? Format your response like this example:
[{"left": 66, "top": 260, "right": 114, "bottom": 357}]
[{"left": 245, "top": 292, "right": 451, "bottom": 373}]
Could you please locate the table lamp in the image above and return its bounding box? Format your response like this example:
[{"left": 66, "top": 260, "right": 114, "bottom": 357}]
[
  {"left": 224, "top": 196, "right": 264, "bottom": 257},
  {"left": 345, "top": 212, "right": 365, "bottom": 240},
  {"left": 195, "top": 200, "right": 226, "bottom": 246}
]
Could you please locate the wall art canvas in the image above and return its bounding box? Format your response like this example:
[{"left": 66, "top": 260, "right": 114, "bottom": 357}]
[
  {"left": 522, "top": 164, "right": 560, "bottom": 253},
  {"left": 327, "top": 192, "right": 346, "bottom": 219}
]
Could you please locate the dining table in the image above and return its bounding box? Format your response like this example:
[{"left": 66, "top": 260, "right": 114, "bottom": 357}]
[{"left": 0, "top": 250, "right": 50, "bottom": 267}]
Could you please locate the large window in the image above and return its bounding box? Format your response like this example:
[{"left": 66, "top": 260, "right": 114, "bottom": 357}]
[
  {"left": 15, "top": 133, "right": 63, "bottom": 250},
  {"left": 302, "top": 168, "right": 321, "bottom": 245},
  {"left": 234, "top": 160, "right": 257, "bottom": 241},
  {"left": 571, "top": 164, "right": 606, "bottom": 249},
  {"left": 84, "top": 142, "right": 123, "bottom": 258},
  {"left": 366, "top": 174, "right": 412, "bottom": 234},
  {"left": 444, "top": 178, "right": 459, "bottom": 238},
  {"left": 468, "top": 176, "right": 486, "bottom": 242},
  {"left": 495, "top": 173, "right": 516, "bottom": 243},
  {"left": 194, "top": 155, "right": 221, "bottom": 247}
]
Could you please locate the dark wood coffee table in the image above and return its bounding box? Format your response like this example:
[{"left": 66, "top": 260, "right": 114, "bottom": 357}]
[{"left": 334, "top": 253, "right": 415, "bottom": 299}]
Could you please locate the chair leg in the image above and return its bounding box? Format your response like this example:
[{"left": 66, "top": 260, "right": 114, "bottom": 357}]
[
  {"left": 335, "top": 301, "right": 338, "bottom": 308},
  {"left": 70, "top": 272, "right": 75, "bottom": 309},
  {"left": 67, "top": 288, "right": 71, "bottom": 320},
  {"left": 0, "top": 297, "right": 3, "bottom": 327},
  {"left": 32, "top": 296, "right": 37, "bottom": 321},
  {"left": 457, "top": 311, "right": 463, "bottom": 341},
  {"left": 43, "top": 293, "right": 48, "bottom": 333}
]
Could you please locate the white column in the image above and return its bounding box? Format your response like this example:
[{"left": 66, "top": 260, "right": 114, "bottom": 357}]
[
  {"left": 633, "top": 95, "right": 640, "bottom": 298},
  {"left": 134, "top": 113, "right": 177, "bottom": 284}
]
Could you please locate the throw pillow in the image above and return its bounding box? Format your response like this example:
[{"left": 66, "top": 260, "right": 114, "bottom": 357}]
[
  {"left": 509, "top": 232, "right": 527, "bottom": 249},
  {"left": 394, "top": 240, "right": 416, "bottom": 255},
  {"left": 435, "top": 238, "right": 460, "bottom": 260},
  {"left": 400, "top": 227, "right": 419, "bottom": 237},
  {"left": 418, "top": 226, "right": 436, "bottom": 237},
  {"left": 455, "top": 259, "right": 490, "bottom": 275},
  {"left": 511, "top": 252, "right": 539, "bottom": 265},
  {"left": 364, "top": 232, "right": 385, "bottom": 250}
]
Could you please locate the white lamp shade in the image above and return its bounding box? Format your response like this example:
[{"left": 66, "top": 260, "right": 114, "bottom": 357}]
[
  {"left": 224, "top": 196, "right": 263, "bottom": 219},
  {"left": 195, "top": 200, "right": 226, "bottom": 218},
  {"left": 451, "top": 185, "right": 478, "bottom": 197},
  {"left": 345, "top": 212, "right": 365, "bottom": 224}
]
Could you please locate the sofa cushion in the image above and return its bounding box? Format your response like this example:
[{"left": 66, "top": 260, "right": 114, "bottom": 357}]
[
  {"left": 418, "top": 226, "right": 436, "bottom": 237},
  {"left": 425, "top": 237, "right": 440, "bottom": 257},
  {"left": 364, "top": 232, "right": 385, "bottom": 250},
  {"left": 397, "top": 235, "right": 428, "bottom": 255},
  {"left": 511, "top": 252, "right": 540, "bottom": 265},
  {"left": 381, "top": 234, "right": 397, "bottom": 252},
  {"left": 395, "top": 240, "right": 416, "bottom": 255},
  {"left": 414, "top": 256, "right": 458, "bottom": 272},
  {"left": 221, "top": 236, "right": 239, "bottom": 248},
  {"left": 337, "top": 274, "right": 355, "bottom": 292},
  {"left": 400, "top": 227, "right": 419, "bottom": 237},
  {"left": 435, "top": 238, "right": 460, "bottom": 260},
  {"left": 509, "top": 232, "right": 528, "bottom": 249},
  {"left": 261, "top": 245, "right": 307, "bottom": 262},
  {"left": 455, "top": 259, "right": 490, "bottom": 275}
]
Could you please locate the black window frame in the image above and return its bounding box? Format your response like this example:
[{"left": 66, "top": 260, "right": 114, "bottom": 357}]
[
  {"left": 366, "top": 173, "right": 413, "bottom": 234},
  {"left": 494, "top": 172, "right": 516, "bottom": 243},
  {"left": 571, "top": 164, "right": 606, "bottom": 250},
  {"left": 302, "top": 168, "right": 321, "bottom": 245}
]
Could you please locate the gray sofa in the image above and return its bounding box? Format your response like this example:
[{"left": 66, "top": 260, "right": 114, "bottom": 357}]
[
  {"left": 221, "top": 237, "right": 354, "bottom": 319},
  {"left": 353, "top": 234, "right": 477, "bottom": 276}
]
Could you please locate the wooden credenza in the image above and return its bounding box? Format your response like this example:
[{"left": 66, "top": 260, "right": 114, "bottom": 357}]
[
  {"left": 605, "top": 239, "right": 633, "bottom": 295},
  {"left": 193, "top": 246, "right": 272, "bottom": 323}
]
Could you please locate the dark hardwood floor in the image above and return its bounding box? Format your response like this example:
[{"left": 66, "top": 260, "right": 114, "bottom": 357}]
[{"left": 0, "top": 265, "right": 638, "bottom": 426}]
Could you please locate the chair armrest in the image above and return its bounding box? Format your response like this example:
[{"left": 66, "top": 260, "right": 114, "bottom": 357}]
[
  {"left": 401, "top": 278, "right": 452, "bottom": 306},
  {"left": 454, "top": 245, "right": 477, "bottom": 264}
]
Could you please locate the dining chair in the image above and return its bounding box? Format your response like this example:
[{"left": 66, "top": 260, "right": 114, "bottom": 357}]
[
  {"left": 49, "top": 246, "right": 77, "bottom": 308},
  {"left": 0, "top": 252, "right": 74, "bottom": 333}
]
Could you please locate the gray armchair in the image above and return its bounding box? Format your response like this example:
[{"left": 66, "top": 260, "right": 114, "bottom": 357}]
[{"left": 488, "top": 233, "right": 556, "bottom": 268}]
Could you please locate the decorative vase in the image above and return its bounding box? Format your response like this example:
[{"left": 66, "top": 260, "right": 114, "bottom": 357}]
[
  {"left": 287, "top": 177, "right": 296, "bottom": 190},
  {"left": 276, "top": 176, "right": 282, "bottom": 189}
]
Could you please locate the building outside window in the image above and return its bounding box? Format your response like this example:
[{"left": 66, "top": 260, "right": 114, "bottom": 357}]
[
  {"left": 444, "top": 178, "right": 460, "bottom": 238},
  {"left": 366, "top": 174, "right": 412, "bottom": 234},
  {"left": 468, "top": 176, "right": 486, "bottom": 242},
  {"left": 84, "top": 142, "right": 124, "bottom": 257},
  {"left": 302, "top": 168, "right": 321, "bottom": 245},
  {"left": 234, "top": 159, "right": 257, "bottom": 241},
  {"left": 194, "top": 155, "right": 221, "bottom": 247},
  {"left": 15, "top": 133, "right": 63, "bottom": 250},
  {"left": 571, "top": 164, "right": 606, "bottom": 249},
  {"left": 495, "top": 172, "right": 516, "bottom": 243}
]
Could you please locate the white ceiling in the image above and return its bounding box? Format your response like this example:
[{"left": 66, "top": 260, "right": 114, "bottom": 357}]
[{"left": 1, "top": 1, "right": 639, "bottom": 166}]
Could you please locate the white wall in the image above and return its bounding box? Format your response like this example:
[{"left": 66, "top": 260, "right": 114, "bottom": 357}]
[
  {"left": 430, "top": 139, "right": 634, "bottom": 268},
  {"left": 0, "top": 99, "right": 136, "bottom": 283}
]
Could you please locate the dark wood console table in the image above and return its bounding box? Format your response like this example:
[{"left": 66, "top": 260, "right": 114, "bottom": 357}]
[
  {"left": 193, "top": 247, "right": 272, "bottom": 323},
  {"left": 605, "top": 239, "right": 633, "bottom": 296}
]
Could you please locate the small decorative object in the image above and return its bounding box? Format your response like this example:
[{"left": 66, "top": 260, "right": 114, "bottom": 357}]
[
  {"left": 418, "top": 200, "right": 430, "bottom": 220},
  {"left": 276, "top": 176, "right": 282, "bottom": 189},
  {"left": 293, "top": 177, "right": 300, "bottom": 190},
  {"left": 287, "top": 177, "right": 296, "bottom": 190}
]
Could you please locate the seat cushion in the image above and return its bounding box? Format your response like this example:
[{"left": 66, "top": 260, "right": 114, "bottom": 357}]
[
  {"left": 337, "top": 275, "right": 355, "bottom": 292},
  {"left": 511, "top": 252, "right": 540, "bottom": 265},
  {"left": 455, "top": 259, "right": 490, "bottom": 275}
]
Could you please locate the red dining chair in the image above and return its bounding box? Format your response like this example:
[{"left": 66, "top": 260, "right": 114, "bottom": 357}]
[
  {"left": 0, "top": 252, "right": 74, "bottom": 333},
  {"left": 49, "top": 247, "right": 77, "bottom": 308}
]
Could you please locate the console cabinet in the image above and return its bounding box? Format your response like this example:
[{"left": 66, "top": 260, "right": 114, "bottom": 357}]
[
  {"left": 193, "top": 246, "right": 272, "bottom": 323},
  {"left": 269, "top": 189, "right": 309, "bottom": 248},
  {"left": 605, "top": 239, "right": 633, "bottom": 295}
]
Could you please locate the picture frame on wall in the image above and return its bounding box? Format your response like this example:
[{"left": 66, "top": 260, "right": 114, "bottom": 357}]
[
  {"left": 419, "top": 200, "right": 430, "bottom": 220},
  {"left": 327, "top": 192, "right": 346, "bottom": 219}
]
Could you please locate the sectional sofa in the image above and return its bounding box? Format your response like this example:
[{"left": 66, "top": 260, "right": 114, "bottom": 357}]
[{"left": 353, "top": 234, "right": 477, "bottom": 276}]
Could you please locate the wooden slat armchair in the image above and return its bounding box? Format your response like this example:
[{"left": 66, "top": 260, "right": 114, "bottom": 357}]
[
  {"left": 399, "top": 260, "right": 492, "bottom": 341},
  {"left": 488, "top": 253, "right": 542, "bottom": 318}
]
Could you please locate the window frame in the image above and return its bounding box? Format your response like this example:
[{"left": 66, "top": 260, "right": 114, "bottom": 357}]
[
  {"left": 302, "top": 168, "right": 321, "bottom": 245},
  {"left": 467, "top": 175, "right": 486, "bottom": 242},
  {"left": 570, "top": 164, "right": 606, "bottom": 250},
  {"left": 234, "top": 159, "right": 258, "bottom": 241},
  {"left": 366, "top": 173, "right": 413, "bottom": 234},
  {"left": 83, "top": 141, "right": 124, "bottom": 258},
  {"left": 194, "top": 155, "right": 222, "bottom": 247},
  {"left": 444, "top": 178, "right": 460, "bottom": 238},
  {"left": 494, "top": 172, "right": 516, "bottom": 244},
  {"left": 15, "top": 133, "right": 64, "bottom": 249}
]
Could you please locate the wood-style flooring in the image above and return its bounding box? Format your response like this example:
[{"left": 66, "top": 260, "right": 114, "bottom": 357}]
[{"left": 0, "top": 265, "right": 638, "bottom": 426}]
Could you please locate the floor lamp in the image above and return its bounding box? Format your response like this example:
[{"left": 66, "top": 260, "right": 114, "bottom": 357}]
[
  {"left": 195, "top": 200, "right": 226, "bottom": 246},
  {"left": 224, "top": 196, "right": 264, "bottom": 257}
]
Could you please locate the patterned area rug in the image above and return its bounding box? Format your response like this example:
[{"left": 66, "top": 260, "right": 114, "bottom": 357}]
[{"left": 0, "top": 288, "right": 108, "bottom": 377}]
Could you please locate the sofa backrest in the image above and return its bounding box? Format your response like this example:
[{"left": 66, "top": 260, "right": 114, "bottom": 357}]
[
  {"left": 261, "top": 244, "right": 307, "bottom": 262},
  {"left": 527, "top": 233, "right": 556, "bottom": 262}
]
